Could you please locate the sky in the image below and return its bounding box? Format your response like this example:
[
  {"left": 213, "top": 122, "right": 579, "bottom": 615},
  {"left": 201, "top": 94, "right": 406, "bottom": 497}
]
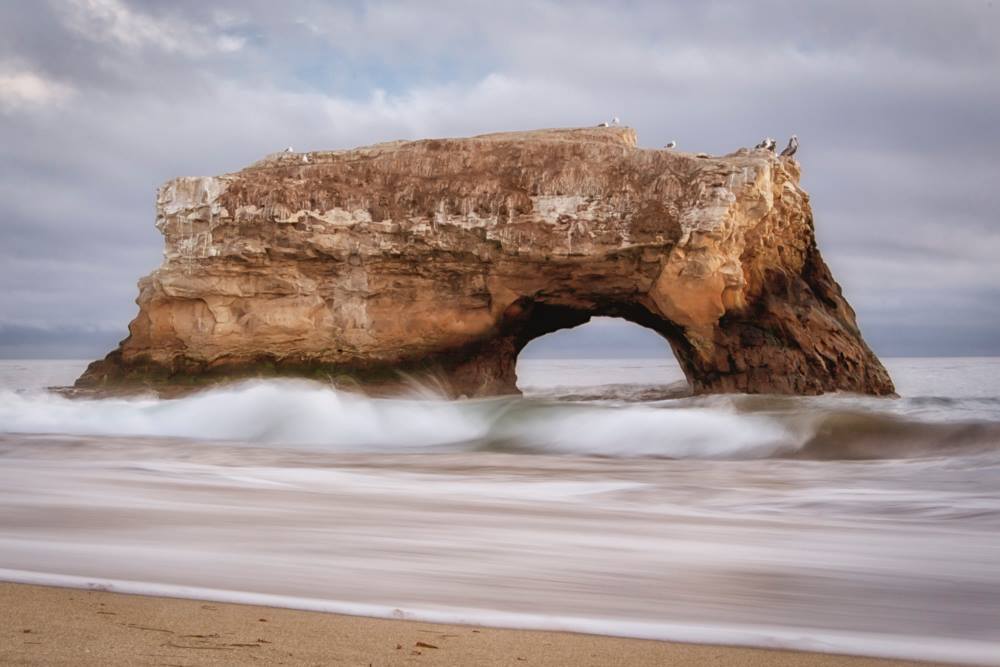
[{"left": 1, "top": 0, "right": 998, "bottom": 359}]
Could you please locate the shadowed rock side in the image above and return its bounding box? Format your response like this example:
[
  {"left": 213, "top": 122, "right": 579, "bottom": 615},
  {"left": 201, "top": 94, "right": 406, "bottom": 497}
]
[{"left": 77, "top": 127, "right": 894, "bottom": 397}]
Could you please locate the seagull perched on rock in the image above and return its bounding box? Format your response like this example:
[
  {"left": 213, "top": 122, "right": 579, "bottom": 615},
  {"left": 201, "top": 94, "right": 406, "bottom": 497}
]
[
  {"left": 611, "top": 116, "right": 620, "bottom": 126},
  {"left": 664, "top": 140, "right": 676, "bottom": 149},
  {"left": 284, "top": 146, "right": 294, "bottom": 153},
  {"left": 597, "top": 121, "right": 610, "bottom": 127},
  {"left": 780, "top": 135, "right": 798, "bottom": 157},
  {"left": 754, "top": 137, "right": 776, "bottom": 151},
  {"left": 301, "top": 154, "right": 310, "bottom": 163}
]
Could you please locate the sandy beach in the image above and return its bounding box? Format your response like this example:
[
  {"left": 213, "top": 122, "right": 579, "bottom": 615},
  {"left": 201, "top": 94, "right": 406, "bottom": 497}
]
[{"left": 1, "top": 583, "right": 953, "bottom": 667}]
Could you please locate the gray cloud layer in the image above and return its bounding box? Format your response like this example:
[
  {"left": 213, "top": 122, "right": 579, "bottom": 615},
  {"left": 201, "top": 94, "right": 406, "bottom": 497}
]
[{"left": 1, "top": 0, "right": 998, "bottom": 359}]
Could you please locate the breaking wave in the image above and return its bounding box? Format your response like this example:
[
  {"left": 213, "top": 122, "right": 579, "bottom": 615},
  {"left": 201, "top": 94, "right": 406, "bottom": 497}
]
[{"left": 1, "top": 379, "right": 999, "bottom": 461}]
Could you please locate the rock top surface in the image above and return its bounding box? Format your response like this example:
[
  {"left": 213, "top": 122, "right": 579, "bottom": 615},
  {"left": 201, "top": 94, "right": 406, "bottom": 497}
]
[{"left": 78, "top": 126, "right": 894, "bottom": 396}]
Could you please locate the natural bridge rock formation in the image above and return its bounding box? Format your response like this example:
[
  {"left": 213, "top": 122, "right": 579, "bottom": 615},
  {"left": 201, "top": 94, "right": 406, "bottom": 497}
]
[{"left": 78, "top": 127, "right": 894, "bottom": 397}]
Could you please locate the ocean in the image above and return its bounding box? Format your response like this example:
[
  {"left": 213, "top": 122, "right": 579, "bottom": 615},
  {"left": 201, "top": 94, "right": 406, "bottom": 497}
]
[{"left": 1, "top": 358, "right": 999, "bottom": 663}]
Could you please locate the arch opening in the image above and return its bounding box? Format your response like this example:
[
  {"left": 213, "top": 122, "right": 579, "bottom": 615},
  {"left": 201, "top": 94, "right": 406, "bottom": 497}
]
[{"left": 514, "top": 316, "right": 690, "bottom": 399}]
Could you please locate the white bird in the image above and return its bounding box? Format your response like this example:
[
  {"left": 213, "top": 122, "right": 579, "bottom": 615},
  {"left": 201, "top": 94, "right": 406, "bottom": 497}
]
[
  {"left": 284, "top": 146, "right": 294, "bottom": 153},
  {"left": 597, "top": 121, "right": 610, "bottom": 127},
  {"left": 664, "top": 140, "right": 676, "bottom": 149},
  {"left": 754, "top": 137, "right": 776, "bottom": 151},
  {"left": 780, "top": 135, "right": 798, "bottom": 157},
  {"left": 611, "top": 116, "right": 620, "bottom": 126},
  {"left": 301, "top": 154, "right": 310, "bottom": 163}
]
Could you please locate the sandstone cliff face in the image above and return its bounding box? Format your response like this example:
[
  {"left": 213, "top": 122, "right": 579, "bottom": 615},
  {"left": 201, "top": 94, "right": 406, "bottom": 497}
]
[{"left": 78, "top": 127, "right": 894, "bottom": 396}]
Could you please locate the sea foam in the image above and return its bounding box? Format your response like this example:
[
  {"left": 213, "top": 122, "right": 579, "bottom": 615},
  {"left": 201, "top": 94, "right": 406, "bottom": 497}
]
[{"left": 2, "top": 378, "right": 999, "bottom": 460}]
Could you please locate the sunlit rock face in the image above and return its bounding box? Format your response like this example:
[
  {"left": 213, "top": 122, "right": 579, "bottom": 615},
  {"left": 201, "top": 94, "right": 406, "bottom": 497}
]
[{"left": 77, "top": 127, "right": 894, "bottom": 396}]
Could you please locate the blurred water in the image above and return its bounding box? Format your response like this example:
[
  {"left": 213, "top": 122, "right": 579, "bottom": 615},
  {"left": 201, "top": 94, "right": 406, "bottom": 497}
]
[{"left": 0, "top": 358, "right": 999, "bottom": 663}]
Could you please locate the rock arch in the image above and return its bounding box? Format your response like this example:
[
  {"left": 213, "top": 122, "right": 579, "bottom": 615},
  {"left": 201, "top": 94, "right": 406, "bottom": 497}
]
[{"left": 77, "top": 127, "right": 894, "bottom": 397}]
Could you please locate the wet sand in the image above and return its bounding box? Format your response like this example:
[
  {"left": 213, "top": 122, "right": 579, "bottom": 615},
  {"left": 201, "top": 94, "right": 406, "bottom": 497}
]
[{"left": 0, "top": 583, "right": 949, "bottom": 666}]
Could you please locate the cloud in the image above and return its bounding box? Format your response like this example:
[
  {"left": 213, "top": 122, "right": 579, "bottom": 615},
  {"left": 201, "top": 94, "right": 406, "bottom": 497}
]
[
  {"left": 0, "top": 64, "right": 74, "bottom": 112},
  {"left": 521, "top": 318, "right": 675, "bottom": 360},
  {"left": 58, "top": 0, "right": 245, "bottom": 57},
  {"left": 215, "top": 34, "right": 246, "bottom": 53},
  {"left": 0, "top": 323, "right": 124, "bottom": 359}
]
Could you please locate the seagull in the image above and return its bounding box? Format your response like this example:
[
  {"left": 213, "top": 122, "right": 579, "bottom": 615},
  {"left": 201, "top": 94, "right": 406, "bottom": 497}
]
[
  {"left": 284, "top": 146, "right": 294, "bottom": 153},
  {"left": 664, "top": 140, "right": 676, "bottom": 149},
  {"left": 611, "top": 116, "right": 620, "bottom": 126},
  {"left": 780, "top": 135, "right": 798, "bottom": 157},
  {"left": 301, "top": 154, "right": 310, "bottom": 163},
  {"left": 597, "top": 121, "right": 610, "bottom": 127},
  {"left": 754, "top": 137, "right": 776, "bottom": 151}
]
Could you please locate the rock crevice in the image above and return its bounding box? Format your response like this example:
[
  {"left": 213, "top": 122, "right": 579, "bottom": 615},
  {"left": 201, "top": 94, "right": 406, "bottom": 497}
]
[{"left": 78, "top": 127, "right": 894, "bottom": 396}]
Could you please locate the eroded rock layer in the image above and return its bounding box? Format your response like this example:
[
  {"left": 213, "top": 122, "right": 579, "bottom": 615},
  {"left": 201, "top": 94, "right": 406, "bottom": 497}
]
[{"left": 78, "top": 127, "right": 894, "bottom": 396}]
